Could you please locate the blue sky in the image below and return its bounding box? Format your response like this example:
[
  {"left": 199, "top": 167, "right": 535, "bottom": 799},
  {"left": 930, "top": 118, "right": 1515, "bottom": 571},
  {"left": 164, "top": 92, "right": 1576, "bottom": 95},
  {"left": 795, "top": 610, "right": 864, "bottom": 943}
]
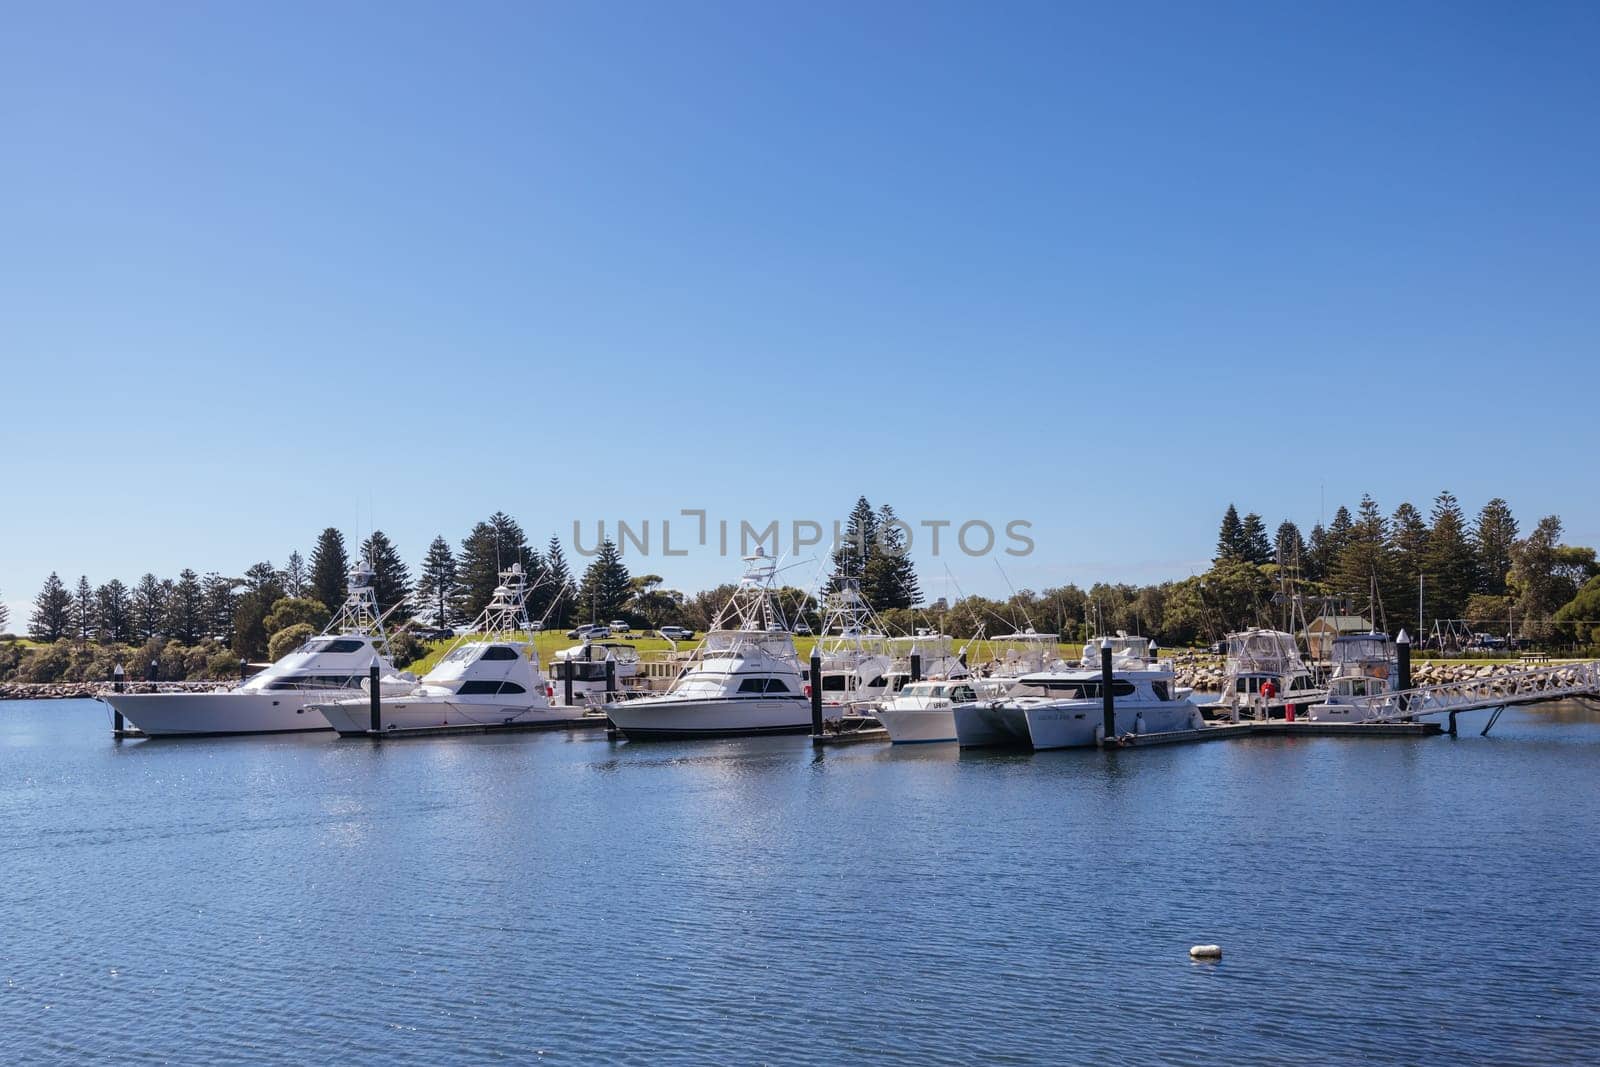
[{"left": 3, "top": 1, "right": 1598, "bottom": 622}]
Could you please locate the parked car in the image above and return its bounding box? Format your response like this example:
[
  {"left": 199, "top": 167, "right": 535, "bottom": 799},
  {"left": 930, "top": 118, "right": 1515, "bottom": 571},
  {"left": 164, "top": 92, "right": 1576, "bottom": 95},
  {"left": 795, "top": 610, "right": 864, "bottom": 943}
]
[
  {"left": 792, "top": 621, "right": 812, "bottom": 635},
  {"left": 609, "top": 619, "right": 631, "bottom": 634},
  {"left": 659, "top": 626, "right": 695, "bottom": 641},
  {"left": 413, "top": 626, "right": 454, "bottom": 642},
  {"left": 528, "top": 621, "right": 543, "bottom": 633},
  {"left": 566, "top": 624, "right": 604, "bottom": 640}
]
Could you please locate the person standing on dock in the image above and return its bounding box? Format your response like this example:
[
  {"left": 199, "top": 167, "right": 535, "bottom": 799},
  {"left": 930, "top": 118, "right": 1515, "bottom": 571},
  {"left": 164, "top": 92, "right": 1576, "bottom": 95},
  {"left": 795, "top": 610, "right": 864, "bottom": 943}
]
[{"left": 1259, "top": 679, "right": 1276, "bottom": 721}]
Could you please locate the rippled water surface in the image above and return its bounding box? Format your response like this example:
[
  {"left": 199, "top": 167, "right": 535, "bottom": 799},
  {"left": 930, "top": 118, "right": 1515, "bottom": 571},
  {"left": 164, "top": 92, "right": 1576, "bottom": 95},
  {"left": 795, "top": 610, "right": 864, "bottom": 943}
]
[{"left": 3, "top": 699, "right": 1599, "bottom": 1064}]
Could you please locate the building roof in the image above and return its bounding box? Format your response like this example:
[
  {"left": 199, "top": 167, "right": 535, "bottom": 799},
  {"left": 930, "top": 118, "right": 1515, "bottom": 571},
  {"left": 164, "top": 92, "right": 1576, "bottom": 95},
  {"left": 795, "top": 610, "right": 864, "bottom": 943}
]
[{"left": 1304, "top": 616, "right": 1372, "bottom": 633}]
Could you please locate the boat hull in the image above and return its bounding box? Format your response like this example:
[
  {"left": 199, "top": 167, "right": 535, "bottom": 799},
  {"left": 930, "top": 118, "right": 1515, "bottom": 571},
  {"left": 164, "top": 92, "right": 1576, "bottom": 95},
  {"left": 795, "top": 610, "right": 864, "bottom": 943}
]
[
  {"left": 99, "top": 690, "right": 336, "bottom": 736},
  {"left": 952, "top": 703, "right": 1021, "bottom": 748},
  {"left": 317, "top": 697, "right": 585, "bottom": 736},
  {"left": 1023, "top": 701, "right": 1202, "bottom": 750},
  {"left": 605, "top": 696, "right": 813, "bottom": 740},
  {"left": 876, "top": 706, "right": 957, "bottom": 744}
]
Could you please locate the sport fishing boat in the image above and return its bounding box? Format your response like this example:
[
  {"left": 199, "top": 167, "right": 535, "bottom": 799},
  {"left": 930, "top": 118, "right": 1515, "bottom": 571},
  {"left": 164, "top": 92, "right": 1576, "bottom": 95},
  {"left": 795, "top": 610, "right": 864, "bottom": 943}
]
[
  {"left": 548, "top": 641, "right": 642, "bottom": 705},
  {"left": 315, "top": 564, "right": 587, "bottom": 736},
  {"left": 1308, "top": 631, "right": 1398, "bottom": 722},
  {"left": 876, "top": 677, "right": 1011, "bottom": 744},
  {"left": 1201, "top": 628, "right": 1324, "bottom": 720},
  {"left": 98, "top": 561, "right": 412, "bottom": 737},
  {"left": 985, "top": 629, "right": 1072, "bottom": 677},
  {"left": 604, "top": 551, "right": 809, "bottom": 740},
  {"left": 953, "top": 658, "right": 1204, "bottom": 750},
  {"left": 878, "top": 632, "right": 973, "bottom": 697},
  {"left": 806, "top": 579, "right": 894, "bottom": 715}
]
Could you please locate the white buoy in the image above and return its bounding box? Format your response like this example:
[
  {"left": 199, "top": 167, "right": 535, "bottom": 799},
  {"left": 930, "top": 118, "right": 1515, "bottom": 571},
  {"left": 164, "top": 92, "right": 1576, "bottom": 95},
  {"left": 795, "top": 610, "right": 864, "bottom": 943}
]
[{"left": 1189, "top": 944, "right": 1222, "bottom": 960}]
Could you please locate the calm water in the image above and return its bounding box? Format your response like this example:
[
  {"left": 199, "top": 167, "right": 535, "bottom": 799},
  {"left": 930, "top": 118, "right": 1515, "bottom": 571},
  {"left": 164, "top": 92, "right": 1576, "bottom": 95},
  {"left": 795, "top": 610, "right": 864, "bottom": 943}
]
[{"left": 3, "top": 699, "right": 1599, "bottom": 1064}]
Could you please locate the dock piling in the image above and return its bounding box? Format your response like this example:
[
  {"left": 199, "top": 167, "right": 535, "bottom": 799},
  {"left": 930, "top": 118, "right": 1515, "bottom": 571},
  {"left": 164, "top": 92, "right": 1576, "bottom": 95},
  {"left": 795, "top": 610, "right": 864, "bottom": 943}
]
[
  {"left": 1396, "top": 630, "right": 1412, "bottom": 713},
  {"left": 605, "top": 658, "right": 616, "bottom": 700},
  {"left": 368, "top": 662, "right": 381, "bottom": 733},
  {"left": 111, "top": 663, "right": 125, "bottom": 734},
  {"left": 1101, "top": 640, "right": 1115, "bottom": 741},
  {"left": 910, "top": 652, "right": 922, "bottom": 683},
  {"left": 563, "top": 662, "right": 574, "bottom": 707},
  {"left": 810, "top": 654, "right": 823, "bottom": 736}
]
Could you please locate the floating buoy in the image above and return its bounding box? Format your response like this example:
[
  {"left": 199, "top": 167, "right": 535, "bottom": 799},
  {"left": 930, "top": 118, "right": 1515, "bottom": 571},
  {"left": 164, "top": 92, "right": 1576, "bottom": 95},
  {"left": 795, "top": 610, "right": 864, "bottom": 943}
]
[{"left": 1189, "top": 944, "right": 1222, "bottom": 960}]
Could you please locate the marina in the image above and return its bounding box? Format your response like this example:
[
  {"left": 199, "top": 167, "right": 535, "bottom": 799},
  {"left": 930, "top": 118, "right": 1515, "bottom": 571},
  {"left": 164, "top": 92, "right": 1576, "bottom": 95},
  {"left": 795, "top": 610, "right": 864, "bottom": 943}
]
[{"left": 5, "top": 694, "right": 1599, "bottom": 1064}]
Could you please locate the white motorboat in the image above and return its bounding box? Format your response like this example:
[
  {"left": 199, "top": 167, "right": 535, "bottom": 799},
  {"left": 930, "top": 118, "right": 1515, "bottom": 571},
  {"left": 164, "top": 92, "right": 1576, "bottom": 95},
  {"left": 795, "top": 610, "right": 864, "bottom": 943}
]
[
  {"left": 806, "top": 580, "right": 894, "bottom": 715},
  {"left": 985, "top": 629, "right": 1073, "bottom": 677},
  {"left": 878, "top": 632, "right": 973, "bottom": 696},
  {"left": 1308, "top": 632, "right": 1398, "bottom": 722},
  {"left": 876, "top": 677, "right": 1011, "bottom": 744},
  {"left": 548, "top": 641, "right": 642, "bottom": 705},
  {"left": 1201, "top": 628, "right": 1324, "bottom": 720},
  {"left": 604, "top": 551, "right": 810, "bottom": 740},
  {"left": 315, "top": 564, "right": 587, "bottom": 736},
  {"left": 98, "top": 561, "right": 412, "bottom": 737},
  {"left": 953, "top": 660, "right": 1203, "bottom": 750}
]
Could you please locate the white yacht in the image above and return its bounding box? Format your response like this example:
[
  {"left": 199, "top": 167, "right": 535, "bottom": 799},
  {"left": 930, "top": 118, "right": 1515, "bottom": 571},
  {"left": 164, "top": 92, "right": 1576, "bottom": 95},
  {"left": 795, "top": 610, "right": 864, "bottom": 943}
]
[
  {"left": 878, "top": 632, "right": 973, "bottom": 696},
  {"left": 1308, "top": 631, "right": 1398, "bottom": 722},
  {"left": 985, "top": 629, "right": 1072, "bottom": 677},
  {"left": 806, "top": 580, "right": 895, "bottom": 715},
  {"left": 548, "top": 641, "right": 642, "bottom": 705},
  {"left": 315, "top": 564, "right": 585, "bottom": 736},
  {"left": 1201, "top": 628, "right": 1324, "bottom": 720},
  {"left": 953, "top": 661, "right": 1204, "bottom": 750},
  {"left": 604, "top": 551, "right": 810, "bottom": 740},
  {"left": 876, "top": 677, "right": 1011, "bottom": 744},
  {"left": 98, "top": 561, "right": 412, "bottom": 737}
]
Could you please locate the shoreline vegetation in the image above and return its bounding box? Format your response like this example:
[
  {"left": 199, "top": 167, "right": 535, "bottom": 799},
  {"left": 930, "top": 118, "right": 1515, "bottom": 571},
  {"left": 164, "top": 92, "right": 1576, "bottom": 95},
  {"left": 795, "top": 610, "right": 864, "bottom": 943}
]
[{"left": 5, "top": 491, "right": 1600, "bottom": 691}]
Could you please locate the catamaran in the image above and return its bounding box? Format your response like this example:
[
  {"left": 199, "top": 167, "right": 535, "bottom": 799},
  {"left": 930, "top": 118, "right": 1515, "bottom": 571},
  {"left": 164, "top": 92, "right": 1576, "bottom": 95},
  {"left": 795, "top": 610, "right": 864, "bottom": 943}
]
[
  {"left": 604, "top": 551, "right": 810, "bottom": 740},
  {"left": 97, "top": 560, "right": 413, "bottom": 737},
  {"left": 314, "top": 563, "right": 590, "bottom": 736},
  {"left": 953, "top": 652, "right": 1204, "bottom": 750}
]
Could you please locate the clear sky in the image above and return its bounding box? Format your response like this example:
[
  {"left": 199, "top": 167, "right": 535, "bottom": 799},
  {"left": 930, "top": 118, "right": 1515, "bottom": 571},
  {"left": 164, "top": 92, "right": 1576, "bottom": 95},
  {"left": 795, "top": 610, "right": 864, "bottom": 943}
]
[{"left": 3, "top": 1, "right": 1598, "bottom": 623}]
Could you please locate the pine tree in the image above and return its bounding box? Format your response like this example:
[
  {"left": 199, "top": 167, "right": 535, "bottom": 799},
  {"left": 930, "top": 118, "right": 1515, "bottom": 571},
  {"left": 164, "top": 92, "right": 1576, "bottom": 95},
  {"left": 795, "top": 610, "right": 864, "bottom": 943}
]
[
  {"left": 1304, "top": 523, "right": 1329, "bottom": 582},
  {"left": 1274, "top": 521, "right": 1307, "bottom": 571},
  {"left": 202, "top": 572, "right": 240, "bottom": 644},
  {"left": 415, "top": 535, "right": 458, "bottom": 627},
  {"left": 283, "top": 551, "right": 309, "bottom": 598},
  {"left": 166, "top": 569, "right": 205, "bottom": 644},
  {"left": 1215, "top": 504, "right": 1246, "bottom": 562},
  {"left": 457, "top": 512, "right": 534, "bottom": 621},
  {"left": 72, "top": 576, "right": 96, "bottom": 641},
  {"left": 1473, "top": 498, "right": 1519, "bottom": 597},
  {"left": 97, "top": 579, "right": 134, "bottom": 643},
  {"left": 233, "top": 563, "right": 287, "bottom": 660},
  {"left": 1388, "top": 502, "right": 1429, "bottom": 633},
  {"left": 576, "top": 540, "right": 632, "bottom": 623},
  {"left": 1425, "top": 491, "right": 1479, "bottom": 622},
  {"left": 310, "top": 528, "right": 350, "bottom": 613},
  {"left": 1240, "top": 513, "right": 1272, "bottom": 565},
  {"left": 1508, "top": 516, "right": 1567, "bottom": 640},
  {"left": 361, "top": 531, "right": 412, "bottom": 622},
  {"left": 29, "top": 572, "right": 73, "bottom": 642},
  {"left": 865, "top": 504, "right": 921, "bottom": 608},
  {"left": 0, "top": 592, "right": 7, "bottom": 634},
  {"left": 542, "top": 535, "right": 572, "bottom": 628},
  {"left": 830, "top": 497, "right": 878, "bottom": 591},
  {"left": 133, "top": 573, "right": 167, "bottom": 640},
  {"left": 1331, "top": 495, "right": 1393, "bottom": 615}
]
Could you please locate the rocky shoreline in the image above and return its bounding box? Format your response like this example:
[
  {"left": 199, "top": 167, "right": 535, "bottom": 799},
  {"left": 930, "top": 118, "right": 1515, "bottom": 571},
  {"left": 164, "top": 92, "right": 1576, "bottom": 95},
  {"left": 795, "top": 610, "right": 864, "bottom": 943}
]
[
  {"left": 0, "top": 681, "right": 231, "bottom": 701},
  {"left": 1167, "top": 655, "right": 1568, "bottom": 693}
]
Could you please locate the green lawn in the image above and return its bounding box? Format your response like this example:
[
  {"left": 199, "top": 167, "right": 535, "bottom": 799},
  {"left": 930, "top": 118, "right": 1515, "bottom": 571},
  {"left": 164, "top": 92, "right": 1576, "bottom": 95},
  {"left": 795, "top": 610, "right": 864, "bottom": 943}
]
[{"left": 397, "top": 630, "right": 1118, "bottom": 675}]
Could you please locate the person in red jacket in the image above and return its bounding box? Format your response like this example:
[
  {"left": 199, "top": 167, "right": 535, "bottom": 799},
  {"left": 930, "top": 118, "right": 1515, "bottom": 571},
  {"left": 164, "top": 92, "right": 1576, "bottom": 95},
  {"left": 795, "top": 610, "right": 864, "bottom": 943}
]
[{"left": 1259, "top": 679, "right": 1277, "bottom": 719}]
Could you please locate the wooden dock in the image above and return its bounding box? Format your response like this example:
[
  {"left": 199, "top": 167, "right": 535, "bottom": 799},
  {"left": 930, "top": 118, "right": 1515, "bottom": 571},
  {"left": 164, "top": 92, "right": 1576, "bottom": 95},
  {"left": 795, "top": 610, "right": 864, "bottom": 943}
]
[{"left": 811, "top": 716, "right": 888, "bottom": 747}]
